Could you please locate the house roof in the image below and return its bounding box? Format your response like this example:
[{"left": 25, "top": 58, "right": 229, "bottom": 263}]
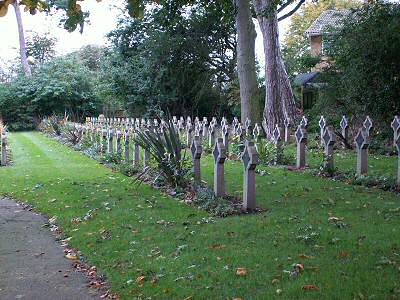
[
  {"left": 294, "top": 72, "right": 320, "bottom": 86},
  {"left": 305, "top": 9, "right": 351, "bottom": 36}
]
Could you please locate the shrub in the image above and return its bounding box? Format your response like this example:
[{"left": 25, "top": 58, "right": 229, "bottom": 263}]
[{"left": 134, "top": 118, "right": 191, "bottom": 188}]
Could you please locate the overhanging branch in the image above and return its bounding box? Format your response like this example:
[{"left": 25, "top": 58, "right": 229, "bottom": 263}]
[{"left": 278, "top": 0, "right": 305, "bottom": 22}]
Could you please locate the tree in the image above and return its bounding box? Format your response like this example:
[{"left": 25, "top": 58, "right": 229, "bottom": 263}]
[
  {"left": 252, "top": 0, "right": 299, "bottom": 137},
  {"left": 321, "top": 2, "right": 400, "bottom": 126},
  {"left": 236, "top": 0, "right": 260, "bottom": 124},
  {"left": 12, "top": 1, "right": 31, "bottom": 76},
  {"left": 106, "top": 1, "right": 237, "bottom": 118},
  {"left": 26, "top": 32, "right": 57, "bottom": 65}
]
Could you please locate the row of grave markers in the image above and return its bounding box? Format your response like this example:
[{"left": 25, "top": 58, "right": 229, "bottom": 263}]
[
  {"left": 79, "top": 116, "right": 262, "bottom": 211},
  {"left": 76, "top": 114, "right": 400, "bottom": 210}
]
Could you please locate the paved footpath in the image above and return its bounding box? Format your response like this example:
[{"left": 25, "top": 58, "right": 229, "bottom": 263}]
[{"left": 0, "top": 198, "right": 100, "bottom": 300}]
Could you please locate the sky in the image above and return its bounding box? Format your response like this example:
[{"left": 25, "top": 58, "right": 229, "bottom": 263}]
[{"left": 0, "top": 0, "right": 292, "bottom": 71}]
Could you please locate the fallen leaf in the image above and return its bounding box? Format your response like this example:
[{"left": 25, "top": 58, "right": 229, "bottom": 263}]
[
  {"left": 210, "top": 244, "right": 226, "bottom": 250},
  {"left": 302, "top": 285, "right": 320, "bottom": 291},
  {"left": 236, "top": 267, "right": 247, "bottom": 276},
  {"left": 137, "top": 275, "right": 145, "bottom": 286},
  {"left": 65, "top": 254, "right": 77, "bottom": 260}
]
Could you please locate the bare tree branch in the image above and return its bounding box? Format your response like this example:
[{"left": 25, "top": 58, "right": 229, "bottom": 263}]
[{"left": 278, "top": 0, "right": 305, "bottom": 22}]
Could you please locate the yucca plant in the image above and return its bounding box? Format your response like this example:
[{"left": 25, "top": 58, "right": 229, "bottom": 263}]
[{"left": 133, "top": 117, "right": 190, "bottom": 188}]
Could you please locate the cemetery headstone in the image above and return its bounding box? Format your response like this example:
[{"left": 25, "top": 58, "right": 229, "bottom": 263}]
[
  {"left": 363, "top": 116, "right": 373, "bottom": 136},
  {"left": 395, "top": 134, "right": 400, "bottom": 186},
  {"left": 191, "top": 136, "right": 203, "bottom": 183},
  {"left": 1, "top": 131, "right": 6, "bottom": 166},
  {"left": 284, "top": 117, "right": 290, "bottom": 143},
  {"left": 242, "top": 140, "right": 259, "bottom": 211},
  {"left": 295, "top": 125, "right": 307, "bottom": 169},
  {"left": 123, "top": 130, "right": 130, "bottom": 163},
  {"left": 213, "top": 138, "right": 226, "bottom": 197},
  {"left": 354, "top": 127, "right": 370, "bottom": 175},
  {"left": 322, "top": 126, "right": 336, "bottom": 171},
  {"left": 319, "top": 116, "right": 326, "bottom": 144},
  {"left": 391, "top": 116, "right": 400, "bottom": 147},
  {"left": 340, "top": 115, "right": 349, "bottom": 142},
  {"left": 222, "top": 124, "right": 229, "bottom": 153},
  {"left": 108, "top": 128, "right": 114, "bottom": 155}
]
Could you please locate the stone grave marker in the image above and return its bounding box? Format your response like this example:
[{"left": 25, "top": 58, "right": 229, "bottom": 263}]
[
  {"left": 108, "top": 128, "right": 114, "bottom": 155},
  {"left": 295, "top": 125, "right": 307, "bottom": 169},
  {"left": 242, "top": 140, "right": 259, "bottom": 211},
  {"left": 116, "top": 130, "right": 122, "bottom": 156},
  {"left": 319, "top": 116, "right": 326, "bottom": 144},
  {"left": 272, "top": 125, "right": 282, "bottom": 164},
  {"left": 340, "top": 115, "right": 349, "bottom": 142},
  {"left": 222, "top": 124, "right": 229, "bottom": 153},
  {"left": 391, "top": 116, "right": 400, "bottom": 147},
  {"left": 186, "top": 122, "right": 193, "bottom": 148},
  {"left": 322, "top": 126, "right": 336, "bottom": 170},
  {"left": 253, "top": 123, "right": 261, "bottom": 142},
  {"left": 284, "top": 117, "right": 290, "bottom": 143},
  {"left": 133, "top": 132, "right": 140, "bottom": 167},
  {"left": 191, "top": 136, "right": 203, "bottom": 183},
  {"left": 208, "top": 124, "right": 216, "bottom": 148},
  {"left": 1, "top": 131, "right": 6, "bottom": 166},
  {"left": 395, "top": 134, "right": 400, "bottom": 186},
  {"left": 245, "top": 118, "right": 252, "bottom": 136},
  {"left": 123, "top": 130, "right": 130, "bottom": 163},
  {"left": 300, "top": 116, "right": 308, "bottom": 129},
  {"left": 363, "top": 116, "right": 373, "bottom": 136},
  {"left": 355, "top": 127, "right": 370, "bottom": 175},
  {"left": 213, "top": 138, "right": 226, "bottom": 197}
]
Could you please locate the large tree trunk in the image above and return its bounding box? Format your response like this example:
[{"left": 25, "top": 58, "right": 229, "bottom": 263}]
[
  {"left": 253, "top": 0, "right": 297, "bottom": 138},
  {"left": 236, "top": 0, "right": 260, "bottom": 125},
  {"left": 13, "top": 0, "right": 31, "bottom": 77}
]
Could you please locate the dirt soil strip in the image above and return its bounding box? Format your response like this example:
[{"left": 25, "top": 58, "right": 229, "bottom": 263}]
[{"left": 0, "top": 198, "right": 100, "bottom": 300}]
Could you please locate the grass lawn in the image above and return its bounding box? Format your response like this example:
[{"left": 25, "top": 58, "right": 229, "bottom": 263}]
[{"left": 1, "top": 132, "right": 399, "bottom": 299}]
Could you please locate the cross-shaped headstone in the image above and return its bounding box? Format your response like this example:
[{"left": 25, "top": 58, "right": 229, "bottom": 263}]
[
  {"left": 133, "top": 131, "right": 140, "bottom": 167},
  {"left": 108, "top": 128, "right": 114, "bottom": 155},
  {"left": 241, "top": 140, "right": 259, "bottom": 211},
  {"left": 295, "top": 125, "right": 307, "bottom": 169},
  {"left": 186, "top": 122, "right": 193, "bottom": 148},
  {"left": 208, "top": 124, "right": 216, "bottom": 148},
  {"left": 1, "top": 131, "right": 6, "bottom": 166},
  {"left": 244, "top": 118, "right": 252, "bottom": 136},
  {"left": 391, "top": 116, "right": 400, "bottom": 147},
  {"left": 123, "top": 130, "right": 130, "bottom": 163},
  {"left": 191, "top": 136, "right": 203, "bottom": 184},
  {"left": 319, "top": 116, "right": 326, "bottom": 144},
  {"left": 116, "top": 130, "right": 122, "bottom": 156},
  {"left": 354, "top": 127, "right": 370, "bottom": 175},
  {"left": 283, "top": 117, "right": 290, "bottom": 143},
  {"left": 340, "top": 115, "right": 348, "bottom": 142},
  {"left": 253, "top": 123, "right": 261, "bottom": 142},
  {"left": 395, "top": 134, "right": 400, "bottom": 186},
  {"left": 222, "top": 124, "right": 229, "bottom": 153},
  {"left": 322, "top": 126, "right": 336, "bottom": 171},
  {"left": 363, "top": 116, "right": 373, "bottom": 136},
  {"left": 213, "top": 138, "right": 226, "bottom": 197},
  {"left": 300, "top": 116, "right": 308, "bottom": 129}
]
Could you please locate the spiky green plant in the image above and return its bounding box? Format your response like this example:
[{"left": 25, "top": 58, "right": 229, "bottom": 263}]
[{"left": 133, "top": 118, "right": 190, "bottom": 188}]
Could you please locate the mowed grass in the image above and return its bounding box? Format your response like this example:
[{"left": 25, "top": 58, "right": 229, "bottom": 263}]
[{"left": 0, "top": 132, "right": 399, "bottom": 300}]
